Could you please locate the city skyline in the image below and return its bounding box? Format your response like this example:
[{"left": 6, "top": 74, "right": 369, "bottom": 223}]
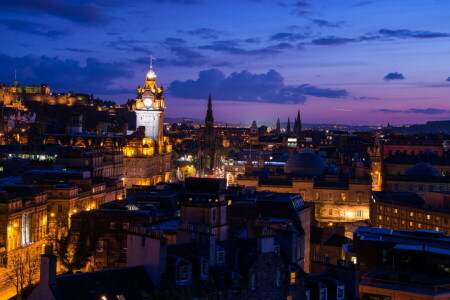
[{"left": 2, "top": 0, "right": 450, "bottom": 125}]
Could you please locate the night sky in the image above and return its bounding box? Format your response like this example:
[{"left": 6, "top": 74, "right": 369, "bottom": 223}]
[{"left": 2, "top": 0, "right": 450, "bottom": 125}]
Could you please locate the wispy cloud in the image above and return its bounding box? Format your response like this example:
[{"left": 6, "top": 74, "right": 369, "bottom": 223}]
[
  {"left": 374, "top": 108, "right": 450, "bottom": 114},
  {"left": 0, "top": 19, "right": 67, "bottom": 39}
]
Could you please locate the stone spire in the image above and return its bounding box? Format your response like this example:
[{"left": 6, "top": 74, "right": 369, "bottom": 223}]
[
  {"left": 297, "top": 110, "right": 302, "bottom": 133},
  {"left": 286, "top": 117, "right": 291, "bottom": 135},
  {"left": 276, "top": 118, "right": 281, "bottom": 134},
  {"left": 205, "top": 93, "right": 214, "bottom": 127}
]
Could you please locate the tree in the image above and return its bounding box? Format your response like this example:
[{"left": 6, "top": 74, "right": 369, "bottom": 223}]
[
  {"left": 46, "top": 218, "right": 100, "bottom": 274},
  {"left": 6, "top": 247, "right": 41, "bottom": 299}
]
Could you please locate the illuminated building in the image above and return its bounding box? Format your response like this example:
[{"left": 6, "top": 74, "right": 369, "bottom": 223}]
[
  {"left": 0, "top": 185, "right": 47, "bottom": 268},
  {"left": 371, "top": 191, "right": 450, "bottom": 234},
  {"left": 122, "top": 63, "right": 172, "bottom": 187},
  {"left": 0, "top": 80, "right": 90, "bottom": 106},
  {"left": 237, "top": 150, "right": 371, "bottom": 225}
]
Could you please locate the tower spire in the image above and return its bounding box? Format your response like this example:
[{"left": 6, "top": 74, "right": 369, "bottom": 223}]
[
  {"left": 146, "top": 56, "right": 157, "bottom": 83},
  {"left": 205, "top": 93, "right": 214, "bottom": 126}
]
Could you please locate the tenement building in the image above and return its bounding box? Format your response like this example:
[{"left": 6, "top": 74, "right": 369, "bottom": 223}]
[
  {"left": 371, "top": 191, "right": 450, "bottom": 234},
  {"left": 122, "top": 64, "right": 172, "bottom": 187}
]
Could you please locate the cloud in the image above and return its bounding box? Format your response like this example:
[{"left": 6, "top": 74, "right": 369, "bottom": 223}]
[
  {"left": 374, "top": 108, "right": 450, "bottom": 114},
  {"left": 0, "top": 54, "right": 133, "bottom": 95},
  {"left": 295, "top": 1, "right": 311, "bottom": 7},
  {"left": 0, "top": 19, "right": 67, "bottom": 39},
  {"left": 0, "top": 0, "right": 107, "bottom": 25},
  {"left": 405, "top": 108, "right": 450, "bottom": 114},
  {"left": 447, "top": 77, "right": 450, "bottom": 81},
  {"left": 375, "top": 109, "right": 403, "bottom": 113},
  {"left": 379, "top": 29, "right": 450, "bottom": 39},
  {"left": 161, "top": 38, "right": 206, "bottom": 66},
  {"left": 312, "top": 36, "right": 357, "bottom": 45},
  {"left": 168, "top": 68, "right": 348, "bottom": 104},
  {"left": 199, "top": 40, "right": 291, "bottom": 56},
  {"left": 312, "top": 19, "right": 344, "bottom": 28},
  {"left": 270, "top": 32, "right": 306, "bottom": 41},
  {"left": 178, "top": 27, "right": 221, "bottom": 39},
  {"left": 106, "top": 39, "right": 151, "bottom": 54},
  {"left": 384, "top": 72, "right": 405, "bottom": 81},
  {"left": 148, "top": 0, "right": 201, "bottom": 3},
  {"left": 308, "top": 28, "right": 450, "bottom": 47},
  {"left": 63, "top": 48, "right": 95, "bottom": 53},
  {"left": 351, "top": 1, "right": 373, "bottom": 7}
]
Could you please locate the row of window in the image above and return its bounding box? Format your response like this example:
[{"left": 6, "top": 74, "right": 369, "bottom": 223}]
[
  {"left": 393, "top": 183, "right": 446, "bottom": 192},
  {"left": 378, "top": 206, "right": 448, "bottom": 223},
  {"left": 378, "top": 222, "right": 443, "bottom": 232}
]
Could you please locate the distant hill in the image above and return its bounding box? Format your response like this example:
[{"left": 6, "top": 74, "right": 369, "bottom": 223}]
[{"left": 393, "top": 120, "right": 450, "bottom": 135}]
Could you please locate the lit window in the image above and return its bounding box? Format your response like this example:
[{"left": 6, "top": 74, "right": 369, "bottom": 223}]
[
  {"left": 427, "top": 214, "right": 431, "bottom": 220},
  {"left": 356, "top": 210, "right": 362, "bottom": 218},
  {"left": 394, "top": 208, "right": 398, "bottom": 214},
  {"left": 409, "top": 221, "right": 414, "bottom": 227},
  {"left": 410, "top": 212, "right": 414, "bottom": 217},
  {"left": 290, "top": 272, "right": 296, "bottom": 284}
]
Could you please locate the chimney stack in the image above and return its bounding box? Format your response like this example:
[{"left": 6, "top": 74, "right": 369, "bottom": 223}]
[{"left": 40, "top": 245, "right": 57, "bottom": 286}]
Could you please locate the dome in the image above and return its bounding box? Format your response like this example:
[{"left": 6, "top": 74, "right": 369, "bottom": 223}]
[
  {"left": 404, "top": 162, "right": 441, "bottom": 177},
  {"left": 146, "top": 68, "right": 156, "bottom": 80},
  {"left": 284, "top": 149, "right": 328, "bottom": 177}
]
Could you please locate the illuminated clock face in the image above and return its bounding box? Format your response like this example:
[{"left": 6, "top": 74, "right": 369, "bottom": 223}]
[{"left": 143, "top": 98, "right": 152, "bottom": 107}]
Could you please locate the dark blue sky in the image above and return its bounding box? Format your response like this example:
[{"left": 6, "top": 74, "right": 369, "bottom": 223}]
[{"left": 2, "top": 0, "right": 450, "bottom": 124}]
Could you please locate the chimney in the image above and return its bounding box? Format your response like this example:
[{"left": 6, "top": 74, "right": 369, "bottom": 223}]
[{"left": 40, "top": 245, "right": 57, "bottom": 286}]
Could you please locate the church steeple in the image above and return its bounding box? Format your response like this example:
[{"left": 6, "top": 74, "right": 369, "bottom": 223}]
[
  {"left": 286, "top": 117, "right": 291, "bottom": 135},
  {"left": 297, "top": 110, "right": 302, "bottom": 133},
  {"left": 276, "top": 118, "right": 281, "bottom": 134},
  {"left": 198, "top": 94, "right": 216, "bottom": 176},
  {"left": 293, "top": 110, "right": 302, "bottom": 137},
  {"left": 205, "top": 93, "right": 214, "bottom": 126}
]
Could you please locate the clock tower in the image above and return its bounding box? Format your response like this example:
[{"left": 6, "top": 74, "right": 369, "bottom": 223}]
[{"left": 135, "top": 61, "right": 165, "bottom": 142}]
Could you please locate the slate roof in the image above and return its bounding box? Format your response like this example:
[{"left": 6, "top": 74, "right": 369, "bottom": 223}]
[{"left": 51, "top": 265, "right": 156, "bottom": 300}]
